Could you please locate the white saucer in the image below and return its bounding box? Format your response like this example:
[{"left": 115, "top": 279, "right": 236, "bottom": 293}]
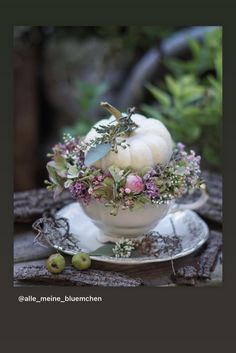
[{"left": 52, "top": 202, "right": 209, "bottom": 265}]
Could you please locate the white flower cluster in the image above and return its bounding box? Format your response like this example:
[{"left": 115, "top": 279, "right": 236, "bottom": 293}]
[
  {"left": 62, "top": 132, "right": 73, "bottom": 144},
  {"left": 112, "top": 238, "right": 136, "bottom": 258}
]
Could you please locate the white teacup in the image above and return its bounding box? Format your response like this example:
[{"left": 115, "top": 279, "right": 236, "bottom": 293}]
[{"left": 81, "top": 189, "right": 208, "bottom": 243}]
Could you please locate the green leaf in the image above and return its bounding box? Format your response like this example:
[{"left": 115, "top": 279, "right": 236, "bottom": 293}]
[
  {"left": 46, "top": 163, "right": 57, "bottom": 184},
  {"left": 188, "top": 37, "right": 201, "bottom": 58},
  {"left": 64, "top": 180, "right": 73, "bottom": 188},
  {"left": 146, "top": 83, "right": 171, "bottom": 107},
  {"left": 141, "top": 104, "right": 164, "bottom": 120},
  {"left": 180, "top": 75, "right": 195, "bottom": 86},
  {"left": 184, "top": 124, "right": 201, "bottom": 141},
  {"left": 54, "top": 154, "right": 67, "bottom": 169},
  {"left": 165, "top": 58, "right": 185, "bottom": 76},
  {"left": 214, "top": 51, "right": 222, "bottom": 82},
  {"left": 84, "top": 142, "right": 112, "bottom": 167},
  {"left": 46, "top": 161, "right": 63, "bottom": 185},
  {"left": 67, "top": 165, "right": 80, "bottom": 179},
  {"left": 108, "top": 166, "right": 123, "bottom": 183},
  {"left": 103, "top": 177, "right": 114, "bottom": 187},
  {"left": 208, "top": 76, "right": 221, "bottom": 94},
  {"left": 75, "top": 80, "right": 109, "bottom": 112},
  {"left": 89, "top": 244, "right": 115, "bottom": 257},
  {"left": 181, "top": 87, "right": 204, "bottom": 105},
  {"left": 62, "top": 121, "right": 92, "bottom": 138},
  {"left": 54, "top": 185, "right": 64, "bottom": 198},
  {"left": 165, "top": 75, "right": 180, "bottom": 96},
  {"left": 203, "top": 145, "right": 221, "bottom": 166},
  {"left": 181, "top": 106, "right": 200, "bottom": 118},
  {"left": 47, "top": 158, "right": 67, "bottom": 178}
]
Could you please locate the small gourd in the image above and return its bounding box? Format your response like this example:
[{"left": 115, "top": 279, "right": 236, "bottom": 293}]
[{"left": 84, "top": 102, "right": 173, "bottom": 171}]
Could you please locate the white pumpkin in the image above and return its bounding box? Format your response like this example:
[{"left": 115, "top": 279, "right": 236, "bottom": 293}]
[{"left": 84, "top": 108, "right": 173, "bottom": 171}]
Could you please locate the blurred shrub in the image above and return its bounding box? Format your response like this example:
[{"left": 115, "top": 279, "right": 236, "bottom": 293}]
[
  {"left": 142, "top": 28, "right": 222, "bottom": 169},
  {"left": 97, "top": 26, "right": 175, "bottom": 50},
  {"left": 165, "top": 27, "right": 222, "bottom": 77},
  {"left": 51, "top": 26, "right": 176, "bottom": 52},
  {"left": 61, "top": 80, "right": 109, "bottom": 137}
]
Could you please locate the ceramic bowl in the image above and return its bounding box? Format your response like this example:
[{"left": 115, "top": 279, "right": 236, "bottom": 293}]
[
  {"left": 81, "top": 200, "right": 172, "bottom": 242},
  {"left": 80, "top": 188, "right": 208, "bottom": 242}
]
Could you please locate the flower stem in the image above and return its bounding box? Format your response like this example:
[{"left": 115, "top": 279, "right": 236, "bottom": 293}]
[{"left": 100, "top": 102, "right": 122, "bottom": 120}]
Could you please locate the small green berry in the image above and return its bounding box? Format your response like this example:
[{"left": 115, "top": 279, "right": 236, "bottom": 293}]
[
  {"left": 72, "top": 252, "right": 91, "bottom": 270},
  {"left": 46, "top": 253, "right": 65, "bottom": 274}
]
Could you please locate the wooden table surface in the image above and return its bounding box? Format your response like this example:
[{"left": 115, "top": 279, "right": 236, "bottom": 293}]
[{"left": 14, "top": 171, "right": 222, "bottom": 287}]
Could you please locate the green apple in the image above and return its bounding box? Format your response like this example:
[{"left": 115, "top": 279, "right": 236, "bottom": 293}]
[
  {"left": 46, "top": 253, "right": 65, "bottom": 274},
  {"left": 72, "top": 252, "right": 91, "bottom": 270}
]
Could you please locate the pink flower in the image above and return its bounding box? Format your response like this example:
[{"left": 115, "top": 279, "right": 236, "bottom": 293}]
[{"left": 125, "top": 174, "right": 144, "bottom": 194}]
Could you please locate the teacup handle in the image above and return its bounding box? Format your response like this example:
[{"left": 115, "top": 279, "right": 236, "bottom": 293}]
[{"left": 170, "top": 184, "right": 208, "bottom": 213}]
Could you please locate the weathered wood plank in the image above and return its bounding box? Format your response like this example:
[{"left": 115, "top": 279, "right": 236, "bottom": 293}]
[
  {"left": 197, "top": 231, "right": 223, "bottom": 279},
  {"left": 14, "top": 188, "right": 72, "bottom": 223},
  {"left": 14, "top": 260, "right": 143, "bottom": 287},
  {"left": 174, "top": 231, "right": 222, "bottom": 285}
]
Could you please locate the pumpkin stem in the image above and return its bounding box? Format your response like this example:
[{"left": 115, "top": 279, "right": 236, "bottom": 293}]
[{"left": 100, "top": 102, "right": 122, "bottom": 120}]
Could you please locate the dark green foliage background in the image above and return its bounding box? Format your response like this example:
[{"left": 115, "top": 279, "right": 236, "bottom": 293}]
[{"left": 61, "top": 27, "right": 222, "bottom": 170}]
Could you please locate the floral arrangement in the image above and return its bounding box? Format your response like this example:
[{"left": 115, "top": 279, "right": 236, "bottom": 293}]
[{"left": 46, "top": 132, "right": 202, "bottom": 215}]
